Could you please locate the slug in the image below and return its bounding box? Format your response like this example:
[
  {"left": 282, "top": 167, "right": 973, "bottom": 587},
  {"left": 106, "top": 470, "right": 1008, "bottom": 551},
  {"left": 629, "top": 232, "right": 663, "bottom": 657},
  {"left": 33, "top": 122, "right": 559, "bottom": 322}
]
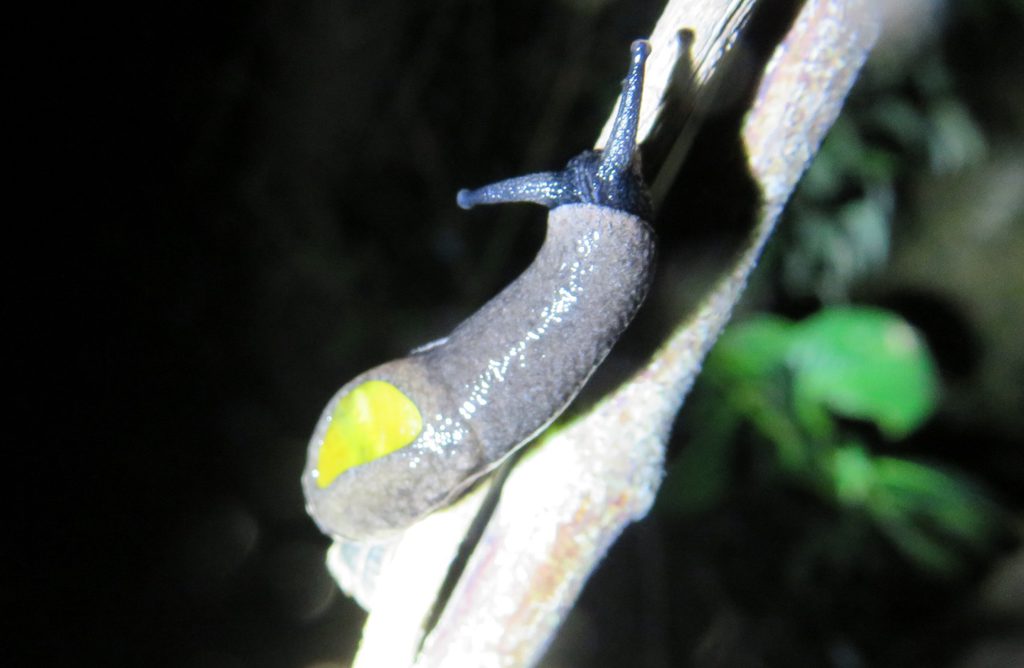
[{"left": 303, "top": 40, "right": 656, "bottom": 541}]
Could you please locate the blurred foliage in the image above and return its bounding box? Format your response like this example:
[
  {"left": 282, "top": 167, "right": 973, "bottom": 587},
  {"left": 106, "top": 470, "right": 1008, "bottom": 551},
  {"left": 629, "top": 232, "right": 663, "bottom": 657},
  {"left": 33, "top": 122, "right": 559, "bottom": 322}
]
[
  {"left": 778, "top": 18, "right": 990, "bottom": 303},
  {"left": 646, "top": 7, "right": 1022, "bottom": 664},
  {"left": 659, "top": 307, "right": 1003, "bottom": 576}
]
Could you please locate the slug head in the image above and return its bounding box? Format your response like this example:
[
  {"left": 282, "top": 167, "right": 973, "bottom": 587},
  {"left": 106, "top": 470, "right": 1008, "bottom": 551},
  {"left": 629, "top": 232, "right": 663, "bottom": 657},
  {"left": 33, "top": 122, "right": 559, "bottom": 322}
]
[{"left": 457, "top": 40, "right": 652, "bottom": 219}]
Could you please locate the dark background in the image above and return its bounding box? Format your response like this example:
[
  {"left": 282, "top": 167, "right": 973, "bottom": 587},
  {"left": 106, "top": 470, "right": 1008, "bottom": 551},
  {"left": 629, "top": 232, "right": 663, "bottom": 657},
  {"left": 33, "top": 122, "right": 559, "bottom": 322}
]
[{"left": 20, "top": 1, "right": 1022, "bottom": 667}]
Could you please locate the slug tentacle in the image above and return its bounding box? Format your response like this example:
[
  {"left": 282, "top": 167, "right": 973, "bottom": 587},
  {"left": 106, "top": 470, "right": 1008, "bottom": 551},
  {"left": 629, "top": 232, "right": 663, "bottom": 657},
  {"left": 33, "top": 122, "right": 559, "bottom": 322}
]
[
  {"left": 597, "top": 39, "right": 649, "bottom": 186},
  {"left": 456, "top": 172, "right": 568, "bottom": 210}
]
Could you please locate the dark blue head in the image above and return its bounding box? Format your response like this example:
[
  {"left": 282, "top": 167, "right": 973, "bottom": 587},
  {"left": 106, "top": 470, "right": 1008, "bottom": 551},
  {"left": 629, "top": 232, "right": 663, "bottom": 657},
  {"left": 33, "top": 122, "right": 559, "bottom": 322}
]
[{"left": 457, "top": 40, "right": 653, "bottom": 220}]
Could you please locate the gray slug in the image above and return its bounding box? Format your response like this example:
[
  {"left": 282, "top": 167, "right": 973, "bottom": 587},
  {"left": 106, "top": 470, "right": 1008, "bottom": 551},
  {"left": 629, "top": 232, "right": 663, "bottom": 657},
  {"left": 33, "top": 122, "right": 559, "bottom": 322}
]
[{"left": 303, "top": 40, "right": 656, "bottom": 541}]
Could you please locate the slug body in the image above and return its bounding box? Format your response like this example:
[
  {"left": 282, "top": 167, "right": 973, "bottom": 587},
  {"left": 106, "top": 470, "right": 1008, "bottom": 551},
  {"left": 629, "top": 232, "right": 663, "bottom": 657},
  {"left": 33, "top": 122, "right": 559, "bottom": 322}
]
[{"left": 304, "top": 41, "right": 655, "bottom": 541}]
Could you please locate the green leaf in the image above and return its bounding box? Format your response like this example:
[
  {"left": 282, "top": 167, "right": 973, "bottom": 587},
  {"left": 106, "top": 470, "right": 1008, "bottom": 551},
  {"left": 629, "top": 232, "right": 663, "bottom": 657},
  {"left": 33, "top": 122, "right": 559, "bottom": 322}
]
[
  {"left": 787, "top": 307, "right": 939, "bottom": 439},
  {"left": 866, "top": 456, "right": 1000, "bottom": 574},
  {"left": 873, "top": 457, "right": 998, "bottom": 548},
  {"left": 927, "top": 98, "right": 987, "bottom": 173},
  {"left": 831, "top": 442, "right": 876, "bottom": 506},
  {"left": 706, "top": 315, "right": 793, "bottom": 380}
]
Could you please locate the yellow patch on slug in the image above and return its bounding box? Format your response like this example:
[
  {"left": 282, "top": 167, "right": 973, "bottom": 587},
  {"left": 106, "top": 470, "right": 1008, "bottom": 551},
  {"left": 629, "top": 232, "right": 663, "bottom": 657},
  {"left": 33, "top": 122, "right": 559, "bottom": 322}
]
[{"left": 315, "top": 380, "right": 423, "bottom": 488}]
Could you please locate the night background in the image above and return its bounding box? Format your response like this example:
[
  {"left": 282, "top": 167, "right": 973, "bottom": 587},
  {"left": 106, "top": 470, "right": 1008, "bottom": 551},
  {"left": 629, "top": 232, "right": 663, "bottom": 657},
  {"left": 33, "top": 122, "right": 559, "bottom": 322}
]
[{"left": 22, "top": 1, "right": 1023, "bottom": 666}]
